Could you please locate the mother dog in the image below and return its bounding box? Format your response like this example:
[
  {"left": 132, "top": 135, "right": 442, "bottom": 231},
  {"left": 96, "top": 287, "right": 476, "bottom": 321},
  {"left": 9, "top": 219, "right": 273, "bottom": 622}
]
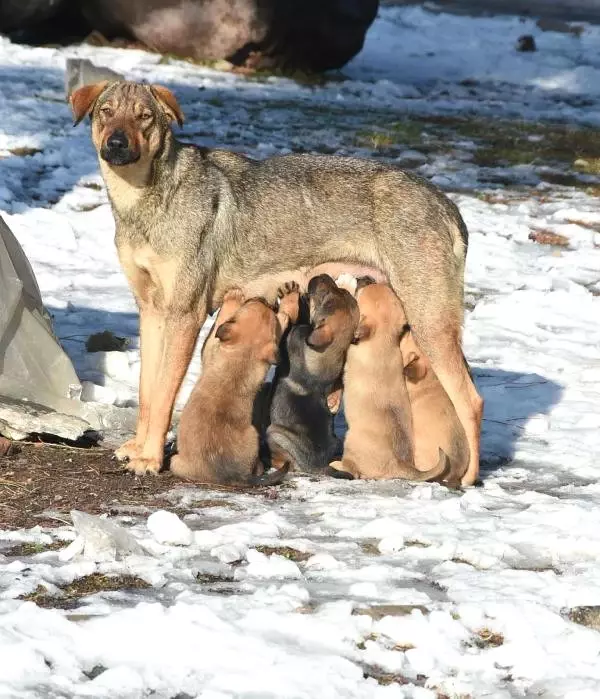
[{"left": 70, "top": 81, "right": 483, "bottom": 486}]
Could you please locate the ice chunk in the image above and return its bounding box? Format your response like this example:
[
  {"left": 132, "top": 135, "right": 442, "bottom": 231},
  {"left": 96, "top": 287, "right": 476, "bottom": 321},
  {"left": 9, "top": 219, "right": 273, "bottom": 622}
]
[
  {"left": 65, "top": 510, "right": 148, "bottom": 562},
  {"left": 147, "top": 510, "right": 193, "bottom": 546}
]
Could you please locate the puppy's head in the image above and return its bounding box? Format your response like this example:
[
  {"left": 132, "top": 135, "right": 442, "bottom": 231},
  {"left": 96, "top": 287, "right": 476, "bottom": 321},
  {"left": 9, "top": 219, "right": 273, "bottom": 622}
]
[
  {"left": 69, "top": 81, "right": 184, "bottom": 167},
  {"left": 353, "top": 282, "right": 408, "bottom": 349},
  {"left": 215, "top": 298, "right": 283, "bottom": 365},
  {"left": 305, "top": 274, "right": 359, "bottom": 351}
]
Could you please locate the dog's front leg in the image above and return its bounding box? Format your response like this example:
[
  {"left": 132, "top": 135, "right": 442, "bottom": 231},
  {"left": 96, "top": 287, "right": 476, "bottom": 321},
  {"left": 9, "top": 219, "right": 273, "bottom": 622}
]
[
  {"left": 126, "top": 310, "right": 204, "bottom": 475},
  {"left": 115, "top": 305, "right": 164, "bottom": 462}
]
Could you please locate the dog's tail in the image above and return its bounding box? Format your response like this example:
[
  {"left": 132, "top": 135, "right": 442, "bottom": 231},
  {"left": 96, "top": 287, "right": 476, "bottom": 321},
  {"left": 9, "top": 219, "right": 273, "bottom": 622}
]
[
  {"left": 405, "top": 448, "right": 450, "bottom": 482},
  {"left": 248, "top": 461, "right": 291, "bottom": 487}
]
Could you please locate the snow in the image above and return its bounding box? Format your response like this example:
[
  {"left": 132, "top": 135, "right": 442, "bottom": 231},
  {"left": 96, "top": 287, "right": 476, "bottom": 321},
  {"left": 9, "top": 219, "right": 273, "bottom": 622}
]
[{"left": 1, "top": 3, "right": 600, "bottom": 697}]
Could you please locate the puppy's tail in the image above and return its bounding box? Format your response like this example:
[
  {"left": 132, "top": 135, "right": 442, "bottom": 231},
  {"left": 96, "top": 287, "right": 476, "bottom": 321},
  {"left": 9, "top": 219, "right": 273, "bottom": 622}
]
[
  {"left": 406, "top": 448, "right": 450, "bottom": 482},
  {"left": 248, "top": 461, "right": 290, "bottom": 486}
]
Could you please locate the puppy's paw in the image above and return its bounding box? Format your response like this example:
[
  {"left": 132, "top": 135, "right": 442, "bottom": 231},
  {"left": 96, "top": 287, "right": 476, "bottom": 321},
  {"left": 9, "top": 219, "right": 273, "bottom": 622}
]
[
  {"left": 335, "top": 273, "right": 357, "bottom": 296},
  {"left": 277, "top": 281, "right": 301, "bottom": 323},
  {"left": 222, "top": 288, "right": 245, "bottom": 305},
  {"left": 115, "top": 438, "right": 141, "bottom": 462},
  {"left": 125, "top": 456, "right": 162, "bottom": 476}
]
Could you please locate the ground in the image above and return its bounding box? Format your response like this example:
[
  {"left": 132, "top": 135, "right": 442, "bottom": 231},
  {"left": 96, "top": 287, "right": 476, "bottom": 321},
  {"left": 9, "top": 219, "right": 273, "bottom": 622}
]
[{"left": 1, "top": 5, "right": 600, "bottom": 699}]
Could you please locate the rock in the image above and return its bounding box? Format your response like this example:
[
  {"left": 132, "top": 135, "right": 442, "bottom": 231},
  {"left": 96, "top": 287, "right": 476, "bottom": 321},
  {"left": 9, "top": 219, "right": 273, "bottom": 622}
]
[
  {"left": 0, "top": 435, "right": 10, "bottom": 456},
  {"left": 2, "top": 0, "right": 379, "bottom": 72},
  {"left": 65, "top": 59, "right": 125, "bottom": 99},
  {"left": 567, "top": 606, "right": 600, "bottom": 631},
  {"left": 353, "top": 604, "right": 429, "bottom": 620},
  {"left": 516, "top": 34, "right": 536, "bottom": 52},
  {"left": 0, "top": 395, "right": 95, "bottom": 441}
]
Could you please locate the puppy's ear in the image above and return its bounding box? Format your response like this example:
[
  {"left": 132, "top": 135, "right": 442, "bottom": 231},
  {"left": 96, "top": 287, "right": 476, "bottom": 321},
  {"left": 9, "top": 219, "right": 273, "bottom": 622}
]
[
  {"left": 404, "top": 354, "right": 427, "bottom": 382},
  {"left": 150, "top": 85, "right": 185, "bottom": 126},
  {"left": 352, "top": 317, "right": 371, "bottom": 344},
  {"left": 69, "top": 81, "right": 109, "bottom": 126},
  {"left": 307, "top": 321, "right": 333, "bottom": 349},
  {"left": 215, "top": 320, "right": 238, "bottom": 345}
]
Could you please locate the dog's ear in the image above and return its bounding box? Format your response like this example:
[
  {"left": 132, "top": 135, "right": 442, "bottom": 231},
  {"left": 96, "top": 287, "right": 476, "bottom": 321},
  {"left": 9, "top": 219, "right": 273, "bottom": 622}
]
[
  {"left": 306, "top": 321, "right": 333, "bottom": 350},
  {"left": 404, "top": 354, "right": 427, "bottom": 382},
  {"left": 352, "top": 317, "right": 371, "bottom": 343},
  {"left": 69, "top": 81, "right": 109, "bottom": 126},
  {"left": 150, "top": 85, "right": 185, "bottom": 126},
  {"left": 215, "top": 320, "right": 238, "bottom": 345}
]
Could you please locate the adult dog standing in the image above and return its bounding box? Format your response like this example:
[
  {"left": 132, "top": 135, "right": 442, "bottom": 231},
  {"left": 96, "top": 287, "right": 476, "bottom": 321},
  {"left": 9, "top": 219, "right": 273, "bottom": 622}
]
[{"left": 70, "top": 81, "right": 483, "bottom": 485}]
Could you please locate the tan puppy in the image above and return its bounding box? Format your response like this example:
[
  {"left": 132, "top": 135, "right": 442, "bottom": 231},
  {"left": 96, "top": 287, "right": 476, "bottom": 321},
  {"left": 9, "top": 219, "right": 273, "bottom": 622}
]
[
  {"left": 397, "top": 304, "right": 470, "bottom": 488},
  {"left": 170, "top": 288, "right": 294, "bottom": 485},
  {"left": 330, "top": 281, "right": 449, "bottom": 481}
]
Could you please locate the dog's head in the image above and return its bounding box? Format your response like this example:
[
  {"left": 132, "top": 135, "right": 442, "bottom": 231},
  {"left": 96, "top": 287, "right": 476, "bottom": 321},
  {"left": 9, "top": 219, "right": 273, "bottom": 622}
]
[
  {"left": 69, "top": 81, "right": 184, "bottom": 167},
  {"left": 305, "top": 274, "right": 359, "bottom": 351},
  {"left": 353, "top": 281, "right": 409, "bottom": 349},
  {"left": 215, "top": 298, "right": 285, "bottom": 366}
]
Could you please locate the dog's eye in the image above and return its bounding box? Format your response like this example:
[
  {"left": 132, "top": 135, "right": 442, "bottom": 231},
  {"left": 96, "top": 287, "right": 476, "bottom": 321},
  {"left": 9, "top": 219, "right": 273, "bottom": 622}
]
[
  {"left": 140, "top": 111, "right": 153, "bottom": 121},
  {"left": 99, "top": 106, "right": 113, "bottom": 117}
]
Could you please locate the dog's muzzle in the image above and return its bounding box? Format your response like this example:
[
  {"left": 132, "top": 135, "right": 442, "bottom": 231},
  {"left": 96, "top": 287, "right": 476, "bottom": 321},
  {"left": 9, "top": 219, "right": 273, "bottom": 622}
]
[{"left": 100, "top": 129, "right": 140, "bottom": 166}]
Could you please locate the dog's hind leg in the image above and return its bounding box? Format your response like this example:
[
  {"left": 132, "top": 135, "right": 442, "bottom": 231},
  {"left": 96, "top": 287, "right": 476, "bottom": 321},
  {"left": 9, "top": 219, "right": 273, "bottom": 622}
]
[{"left": 389, "top": 272, "right": 482, "bottom": 486}]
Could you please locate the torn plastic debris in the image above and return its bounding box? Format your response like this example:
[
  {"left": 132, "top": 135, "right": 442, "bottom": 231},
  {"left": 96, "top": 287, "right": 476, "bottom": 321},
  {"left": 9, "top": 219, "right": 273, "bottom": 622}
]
[
  {"left": 60, "top": 510, "right": 149, "bottom": 562},
  {"left": 0, "top": 215, "right": 101, "bottom": 440}
]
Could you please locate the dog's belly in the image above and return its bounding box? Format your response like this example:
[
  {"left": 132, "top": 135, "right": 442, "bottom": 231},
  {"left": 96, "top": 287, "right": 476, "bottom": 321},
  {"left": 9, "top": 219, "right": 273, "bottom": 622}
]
[{"left": 239, "top": 263, "right": 387, "bottom": 303}]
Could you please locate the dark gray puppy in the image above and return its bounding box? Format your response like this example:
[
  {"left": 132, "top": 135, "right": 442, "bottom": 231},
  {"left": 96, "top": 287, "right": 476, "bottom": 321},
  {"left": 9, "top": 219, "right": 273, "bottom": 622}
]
[{"left": 266, "top": 274, "right": 359, "bottom": 473}]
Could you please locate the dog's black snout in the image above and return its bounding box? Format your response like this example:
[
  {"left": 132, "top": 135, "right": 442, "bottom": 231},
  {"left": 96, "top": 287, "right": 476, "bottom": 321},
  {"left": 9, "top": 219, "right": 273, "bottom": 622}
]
[{"left": 106, "top": 130, "right": 129, "bottom": 152}]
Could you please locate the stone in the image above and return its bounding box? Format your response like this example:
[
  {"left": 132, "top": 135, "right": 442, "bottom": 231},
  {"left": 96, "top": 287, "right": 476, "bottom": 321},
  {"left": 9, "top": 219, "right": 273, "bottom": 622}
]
[
  {"left": 516, "top": 34, "right": 537, "bottom": 52},
  {"left": 0, "top": 395, "right": 95, "bottom": 441},
  {"left": 65, "top": 59, "right": 125, "bottom": 99},
  {"left": 567, "top": 606, "right": 600, "bottom": 631},
  {"left": 353, "top": 604, "right": 429, "bottom": 620},
  {"left": 2, "top": 0, "right": 379, "bottom": 73}
]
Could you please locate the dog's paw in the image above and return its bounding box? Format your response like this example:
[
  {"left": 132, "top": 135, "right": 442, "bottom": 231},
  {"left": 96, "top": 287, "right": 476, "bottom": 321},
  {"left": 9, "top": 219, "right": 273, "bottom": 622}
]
[
  {"left": 277, "top": 281, "right": 300, "bottom": 298},
  {"left": 335, "top": 273, "right": 357, "bottom": 296},
  {"left": 125, "top": 456, "right": 162, "bottom": 476},
  {"left": 277, "top": 282, "right": 301, "bottom": 323},
  {"left": 115, "top": 439, "right": 141, "bottom": 462},
  {"left": 223, "top": 288, "right": 245, "bottom": 305}
]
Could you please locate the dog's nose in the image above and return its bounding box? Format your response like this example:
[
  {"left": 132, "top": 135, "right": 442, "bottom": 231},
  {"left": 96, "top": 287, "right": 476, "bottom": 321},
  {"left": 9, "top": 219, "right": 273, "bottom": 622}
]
[{"left": 106, "top": 130, "right": 129, "bottom": 152}]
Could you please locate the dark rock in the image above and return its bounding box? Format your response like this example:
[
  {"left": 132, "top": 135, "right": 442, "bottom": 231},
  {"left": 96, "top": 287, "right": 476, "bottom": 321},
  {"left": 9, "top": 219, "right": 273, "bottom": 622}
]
[
  {"left": 1, "top": 0, "right": 379, "bottom": 72},
  {"left": 567, "top": 606, "right": 600, "bottom": 631},
  {"left": 516, "top": 34, "right": 537, "bottom": 52}
]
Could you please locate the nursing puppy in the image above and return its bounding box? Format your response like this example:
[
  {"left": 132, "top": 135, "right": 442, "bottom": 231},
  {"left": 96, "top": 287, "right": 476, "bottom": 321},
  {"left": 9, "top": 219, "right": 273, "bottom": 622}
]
[
  {"left": 400, "top": 313, "right": 470, "bottom": 488},
  {"left": 266, "top": 274, "right": 359, "bottom": 473},
  {"left": 170, "top": 288, "right": 295, "bottom": 486},
  {"left": 329, "top": 279, "right": 449, "bottom": 481}
]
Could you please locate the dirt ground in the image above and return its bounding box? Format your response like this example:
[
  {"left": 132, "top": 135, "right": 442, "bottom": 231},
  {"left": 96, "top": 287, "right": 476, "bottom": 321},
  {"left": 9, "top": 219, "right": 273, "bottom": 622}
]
[{"left": 0, "top": 441, "right": 189, "bottom": 530}]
